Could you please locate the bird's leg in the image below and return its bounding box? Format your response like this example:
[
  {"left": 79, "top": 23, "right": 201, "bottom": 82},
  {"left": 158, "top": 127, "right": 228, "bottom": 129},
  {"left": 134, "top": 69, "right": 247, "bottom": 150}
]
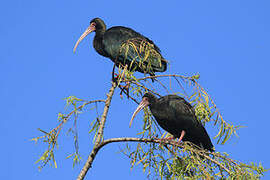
[
  {"left": 177, "top": 130, "right": 186, "bottom": 143},
  {"left": 111, "top": 64, "right": 117, "bottom": 83},
  {"left": 169, "top": 131, "right": 186, "bottom": 151}
]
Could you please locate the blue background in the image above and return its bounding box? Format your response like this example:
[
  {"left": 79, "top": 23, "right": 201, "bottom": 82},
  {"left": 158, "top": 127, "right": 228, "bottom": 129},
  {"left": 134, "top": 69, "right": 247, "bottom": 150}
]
[{"left": 1, "top": 0, "right": 269, "bottom": 179}]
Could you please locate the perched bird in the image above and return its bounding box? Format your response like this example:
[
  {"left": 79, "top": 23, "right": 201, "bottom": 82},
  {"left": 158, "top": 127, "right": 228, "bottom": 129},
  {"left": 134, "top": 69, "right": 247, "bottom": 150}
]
[
  {"left": 130, "top": 93, "right": 214, "bottom": 151},
  {"left": 73, "top": 18, "right": 167, "bottom": 76}
]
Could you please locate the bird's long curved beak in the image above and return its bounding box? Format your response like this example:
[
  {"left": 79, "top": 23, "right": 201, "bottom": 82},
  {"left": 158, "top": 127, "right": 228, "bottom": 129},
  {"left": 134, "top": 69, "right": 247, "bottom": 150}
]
[
  {"left": 73, "top": 23, "right": 96, "bottom": 53},
  {"left": 129, "top": 98, "right": 149, "bottom": 127}
]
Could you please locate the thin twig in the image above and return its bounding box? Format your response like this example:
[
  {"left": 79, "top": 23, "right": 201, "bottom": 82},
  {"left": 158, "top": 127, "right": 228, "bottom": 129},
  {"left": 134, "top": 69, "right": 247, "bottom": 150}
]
[
  {"left": 35, "top": 99, "right": 105, "bottom": 140},
  {"left": 156, "top": 78, "right": 170, "bottom": 94},
  {"left": 174, "top": 76, "right": 189, "bottom": 99},
  {"left": 130, "top": 81, "right": 161, "bottom": 97}
]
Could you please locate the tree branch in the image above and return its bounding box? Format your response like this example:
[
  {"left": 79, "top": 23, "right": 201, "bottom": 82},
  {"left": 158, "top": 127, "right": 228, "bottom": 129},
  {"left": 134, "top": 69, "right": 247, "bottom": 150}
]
[
  {"left": 99, "top": 137, "right": 231, "bottom": 174},
  {"left": 65, "top": 99, "right": 106, "bottom": 122},
  {"left": 78, "top": 136, "right": 231, "bottom": 179},
  {"left": 122, "top": 74, "right": 194, "bottom": 82},
  {"left": 76, "top": 82, "right": 117, "bottom": 180}
]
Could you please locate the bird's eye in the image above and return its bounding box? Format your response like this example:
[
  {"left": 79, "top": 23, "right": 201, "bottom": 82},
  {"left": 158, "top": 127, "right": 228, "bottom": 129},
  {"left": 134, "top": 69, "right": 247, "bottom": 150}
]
[
  {"left": 143, "top": 97, "right": 149, "bottom": 102},
  {"left": 91, "top": 22, "right": 96, "bottom": 26}
]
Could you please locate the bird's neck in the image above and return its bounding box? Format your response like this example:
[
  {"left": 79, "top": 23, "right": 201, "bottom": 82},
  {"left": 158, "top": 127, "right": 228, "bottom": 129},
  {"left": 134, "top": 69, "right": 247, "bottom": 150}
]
[
  {"left": 95, "top": 28, "right": 106, "bottom": 37},
  {"left": 149, "top": 103, "right": 162, "bottom": 119},
  {"left": 149, "top": 99, "right": 159, "bottom": 111},
  {"left": 93, "top": 32, "right": 109, "bottom": 57}
]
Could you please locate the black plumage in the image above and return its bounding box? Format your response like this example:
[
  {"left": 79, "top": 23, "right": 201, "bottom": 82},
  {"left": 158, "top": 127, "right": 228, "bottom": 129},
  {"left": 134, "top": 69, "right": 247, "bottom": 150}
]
[
  {"left": 130, "top": 93, "right": 214, "bottom": 151},
  {"left": 74, "top": 18, "right": 167, "bottom": 75}
]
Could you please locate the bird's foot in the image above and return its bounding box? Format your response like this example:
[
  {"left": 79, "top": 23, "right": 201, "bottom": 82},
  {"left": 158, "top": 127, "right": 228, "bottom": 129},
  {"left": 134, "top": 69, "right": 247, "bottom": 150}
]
[
  {"left": 112, "top": 73, "right": 121, "bottom": 83},
  {"left": 154, "top": 136, "right": 175, "bottom": 145},
  {"left": 112, "top": 72, "right": 130, "bottom": 83},
  {"left": 154, "top": 137, "right": 181, "bottom": 152},
  {"left": 157, "top": 136, "right": 174, "bottom": 142},
  {"left": 112, "top": 63, "right": 128, "bottom": 83},
  {"left": 165, "top": 131, "right": 185, "bottom": 151}
]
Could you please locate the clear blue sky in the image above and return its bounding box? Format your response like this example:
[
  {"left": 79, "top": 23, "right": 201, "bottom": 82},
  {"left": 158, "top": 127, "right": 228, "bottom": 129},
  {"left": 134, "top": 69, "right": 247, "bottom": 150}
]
[{"left": 1, "top": 0, "right": 270, "bottom": 179}]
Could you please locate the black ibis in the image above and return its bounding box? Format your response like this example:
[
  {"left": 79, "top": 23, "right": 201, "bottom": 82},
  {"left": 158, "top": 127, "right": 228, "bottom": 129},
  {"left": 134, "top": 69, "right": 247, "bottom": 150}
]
[
  {"left": 130, "top": 93, "right": 214, "bottom": 151},
  {"left": 73, "top": 18, "right": 167, "bottom": 76}
]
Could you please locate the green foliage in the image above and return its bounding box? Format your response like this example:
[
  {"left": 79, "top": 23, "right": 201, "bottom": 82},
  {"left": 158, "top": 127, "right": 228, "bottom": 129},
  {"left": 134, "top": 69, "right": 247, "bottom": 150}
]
[
  {"left": 66, "top": 153, "right": 82, "bottom": 168},
  {"left": 32, "top": 70, "right": 268, "bottom": 179},
  {"left": 32, "top": 128, "right": 58, "bottom": 170},
  {"left": 31, "top": 96, "right": 104, "bottom": 170},
  {"left": 89, "top": 117, "right": 101, "bottom": 143},
  {"left": 123, "top": 140, "right": 268, "bottom": 179}
]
